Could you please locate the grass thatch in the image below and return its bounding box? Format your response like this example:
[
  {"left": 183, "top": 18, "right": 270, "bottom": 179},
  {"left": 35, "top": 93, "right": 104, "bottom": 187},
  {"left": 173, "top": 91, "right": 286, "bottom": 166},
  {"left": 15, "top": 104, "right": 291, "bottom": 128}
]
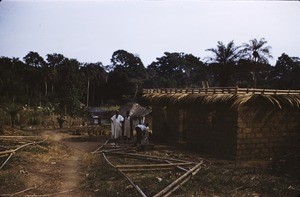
[{"left": 142, "top": 93, "right": 300, "bottom": 109}]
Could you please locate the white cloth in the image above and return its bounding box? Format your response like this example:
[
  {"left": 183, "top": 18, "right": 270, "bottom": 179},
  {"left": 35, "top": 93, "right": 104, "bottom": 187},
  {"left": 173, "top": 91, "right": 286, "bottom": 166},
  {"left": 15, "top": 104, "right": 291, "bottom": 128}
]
[
  {"left": 111, "top": 114, "right": 124, "bottom": 139},
  {"left": 124, "top": 116, "right": 131, "bottom": 138},
  {"left": 135, "top": 124, "right": 149, "bottom": 145},
  {"left": 136, "top": 124, "right": 147, "bottom": 131}
]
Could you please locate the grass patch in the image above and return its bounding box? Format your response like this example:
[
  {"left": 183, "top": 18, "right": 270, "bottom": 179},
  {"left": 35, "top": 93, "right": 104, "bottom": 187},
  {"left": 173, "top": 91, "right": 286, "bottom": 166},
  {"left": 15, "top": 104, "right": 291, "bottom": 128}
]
[{"left": 0, "top": 171, "right": 26, "bottom": 194}]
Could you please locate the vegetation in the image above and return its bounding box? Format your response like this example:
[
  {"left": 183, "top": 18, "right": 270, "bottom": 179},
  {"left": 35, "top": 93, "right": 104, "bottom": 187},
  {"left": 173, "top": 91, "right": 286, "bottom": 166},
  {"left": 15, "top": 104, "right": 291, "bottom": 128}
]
[{"left": 0, "top": 38, "right": 299, "bottom": 122}]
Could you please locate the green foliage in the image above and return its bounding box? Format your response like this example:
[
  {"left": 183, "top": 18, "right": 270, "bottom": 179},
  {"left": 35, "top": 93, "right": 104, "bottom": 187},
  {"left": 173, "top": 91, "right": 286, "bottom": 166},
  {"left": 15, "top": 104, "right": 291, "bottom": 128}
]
[
  {"left": 206, "top": 41, "right": 243, "bottom": 65},
  {"left": 270, "top": 53, "right": 300, "bottom": 89},
  {"left": 205, "top": 41, "right": 244, "bottom": 86},
  {"left": 0, "top": 39, "right": 299, "bottom": 123},
  {"left": 1, "top": 103, "right": 23, "bottom": 126},
  {"left": 242, "top": 38, "right": 273, "bottom": 64},
  {"left": 81, "top": 62, "right": 107, "bottom": 106},
  {"left": 108, "top": 50, "right": 148, "bottom": 101},
  {"left": 147, "top": 52, "right": 206, "bottom": 88}
]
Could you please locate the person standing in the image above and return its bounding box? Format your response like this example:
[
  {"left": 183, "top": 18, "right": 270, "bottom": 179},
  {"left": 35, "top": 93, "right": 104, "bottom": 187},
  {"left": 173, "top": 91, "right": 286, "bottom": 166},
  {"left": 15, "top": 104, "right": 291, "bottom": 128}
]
[
  {"left": 111, "top": 110, "right": 124, "bottom": 139},
  {"left": 124, "top": 111, "right": 131, "bottom": 140}
]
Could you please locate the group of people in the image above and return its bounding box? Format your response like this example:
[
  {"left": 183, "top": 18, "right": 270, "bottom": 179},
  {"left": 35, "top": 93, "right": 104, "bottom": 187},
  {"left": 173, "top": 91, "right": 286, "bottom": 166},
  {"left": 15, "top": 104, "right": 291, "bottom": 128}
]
[{"left": 110, "top": 110, "right": 150, "bottom": 146}]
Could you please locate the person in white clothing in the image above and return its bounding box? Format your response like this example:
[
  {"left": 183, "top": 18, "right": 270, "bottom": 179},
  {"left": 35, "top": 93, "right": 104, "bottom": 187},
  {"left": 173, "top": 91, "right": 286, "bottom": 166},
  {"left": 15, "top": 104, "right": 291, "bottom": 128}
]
[
  {"left": 111, "top": 110, "right": 124, "bottom": 139},
  {"left": 134, "top": 123, "right": 150, "bottom": 149}
]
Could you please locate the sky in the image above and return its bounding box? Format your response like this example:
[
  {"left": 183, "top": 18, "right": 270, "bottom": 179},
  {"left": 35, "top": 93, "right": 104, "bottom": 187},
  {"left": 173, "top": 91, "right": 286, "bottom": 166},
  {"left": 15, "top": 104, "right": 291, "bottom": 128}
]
[{"left": 0, "top": 0, "right": 299, "bottom": 67}]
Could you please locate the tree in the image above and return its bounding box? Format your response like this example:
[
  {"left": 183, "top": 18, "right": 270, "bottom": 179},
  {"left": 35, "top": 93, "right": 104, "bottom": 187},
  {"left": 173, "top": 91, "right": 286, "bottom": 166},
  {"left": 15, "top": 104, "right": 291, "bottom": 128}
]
[
  {"left": 205, "top": 41, "right": 243, "bottom": 86},
  {"left": 2, "top": 103, "right": 23, "bottom": 127},
  {"left": 55, "top": 58, "right": 85, "bottom": 116},
  {"left": 108, "top": 50, "right": 147, "bottom": 101},
  {"left": 271, "top": 53, "right": 300, "bottom": 89},
  {"left": 23, "top": 51, "right": 46, "bottom": 67},
  {"left": 24, "top": 52, "right": 49, "bottom": 96},
  {"left": 146, "top": 52, "right": 206, "bottom": 88},
  {"left": 242, "top": 38, "right": 273, "bottom": 87},
  {"left": 0, "top": 57, "right": 28, "bottom": 104},
  {"left": 81, "top": 62, "right": 107, "bottom": 106},
  {"left": 46, "top": 53, "right": 66, "bottom": 94},
  {"left": 242, "top": 38, "right": 272, "bottom": 64}
]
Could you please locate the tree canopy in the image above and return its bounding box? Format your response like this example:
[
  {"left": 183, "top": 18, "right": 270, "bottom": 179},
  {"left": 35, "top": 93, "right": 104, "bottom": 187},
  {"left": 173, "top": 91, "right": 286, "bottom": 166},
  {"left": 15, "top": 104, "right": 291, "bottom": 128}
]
[{"left": 0, "top": 38, "right": 299, "bottom": 117}]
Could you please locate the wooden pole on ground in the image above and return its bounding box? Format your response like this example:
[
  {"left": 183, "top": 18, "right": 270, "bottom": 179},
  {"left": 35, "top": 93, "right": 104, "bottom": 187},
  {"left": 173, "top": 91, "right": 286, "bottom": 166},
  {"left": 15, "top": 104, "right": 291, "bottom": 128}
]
[{"left": 153, "top": 161, "right": 203, "bottom": 197}]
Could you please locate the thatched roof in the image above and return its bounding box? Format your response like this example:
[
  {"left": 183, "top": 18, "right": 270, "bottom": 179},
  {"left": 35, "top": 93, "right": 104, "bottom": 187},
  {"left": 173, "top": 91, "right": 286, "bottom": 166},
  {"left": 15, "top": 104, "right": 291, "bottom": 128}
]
[
  {"left": 142, "top": 93, "right": 300, "bottom": 109},
  {"left": 119, "top": 102, "right": 152, "bottom": 118}
]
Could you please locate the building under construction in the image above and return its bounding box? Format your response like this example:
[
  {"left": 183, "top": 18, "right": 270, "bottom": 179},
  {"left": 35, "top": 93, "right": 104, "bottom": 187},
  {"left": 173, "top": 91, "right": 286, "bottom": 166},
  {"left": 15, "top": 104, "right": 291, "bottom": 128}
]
[{"left": 142, "top": 87, "right": 300, "bottom": 161}]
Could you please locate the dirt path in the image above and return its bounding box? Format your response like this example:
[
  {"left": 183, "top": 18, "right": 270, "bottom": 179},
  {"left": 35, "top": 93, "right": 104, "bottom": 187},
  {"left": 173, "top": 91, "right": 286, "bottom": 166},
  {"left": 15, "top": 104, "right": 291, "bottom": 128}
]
[{"left": 39, "top": 130, "right": 101, "bottom": 196}]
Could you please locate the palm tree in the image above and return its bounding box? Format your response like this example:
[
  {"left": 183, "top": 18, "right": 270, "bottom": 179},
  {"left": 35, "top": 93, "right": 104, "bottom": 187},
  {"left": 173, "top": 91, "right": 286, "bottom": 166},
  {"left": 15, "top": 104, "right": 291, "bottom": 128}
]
[
  {"left": 242, "top": 38, "right": 273, "bottom": 87},
  {"left": 2, "top": 103, "right": 23, "bottom": 127},
  {"left": 242, "top": 38, "right": 272, "bottom": 64},
  {"left": 205, "top": 41, "right": 243, "bottom": 87}
]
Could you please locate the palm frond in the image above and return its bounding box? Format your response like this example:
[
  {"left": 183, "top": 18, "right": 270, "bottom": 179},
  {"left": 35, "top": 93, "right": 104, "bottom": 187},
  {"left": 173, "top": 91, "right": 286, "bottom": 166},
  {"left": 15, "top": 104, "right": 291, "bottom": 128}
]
[{"left": 143, "top": 93, "right": 300, "bottom": 109}]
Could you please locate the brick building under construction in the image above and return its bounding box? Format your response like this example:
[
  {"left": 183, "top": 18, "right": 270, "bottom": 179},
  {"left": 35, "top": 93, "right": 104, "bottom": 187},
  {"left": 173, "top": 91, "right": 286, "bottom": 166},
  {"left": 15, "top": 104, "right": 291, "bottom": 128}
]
[{"left": 142, "top": 87, "right": 300, "bottom": 161}]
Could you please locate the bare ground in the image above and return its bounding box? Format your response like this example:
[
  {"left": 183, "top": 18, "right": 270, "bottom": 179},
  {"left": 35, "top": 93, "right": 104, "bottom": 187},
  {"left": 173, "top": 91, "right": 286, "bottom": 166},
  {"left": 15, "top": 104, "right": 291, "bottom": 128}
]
[{"left": 1, "top": 126, "right": 300, "bottom": 197}]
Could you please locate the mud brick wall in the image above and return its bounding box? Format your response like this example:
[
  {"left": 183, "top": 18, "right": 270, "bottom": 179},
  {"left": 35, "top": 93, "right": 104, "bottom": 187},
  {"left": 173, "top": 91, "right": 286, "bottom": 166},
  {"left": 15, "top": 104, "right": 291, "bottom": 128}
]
[
  {"left": 152, "top": 105, "right": 187, "bottom": 142},
  {"left": 152, "top": 104, "right": 167, "bottom": 142},
  {"left": 165, "top": 106, "right": 181, "bottom": 141},
  {"left": 236, "top": 107, "right": 300, "bottom": 160},
  {"left": 184, "top": 104, "right": 237, "bottom": 159}
]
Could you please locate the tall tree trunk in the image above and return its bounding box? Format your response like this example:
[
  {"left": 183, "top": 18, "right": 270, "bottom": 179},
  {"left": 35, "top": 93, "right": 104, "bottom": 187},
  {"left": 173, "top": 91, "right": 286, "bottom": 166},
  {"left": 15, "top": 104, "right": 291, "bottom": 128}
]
[
  {"left": 133, "top": 84, "right": 138, "bottom": 101},
  {"left": 92, "top": 83, "right": 95, "bottom": 106},
  {"left": 44, "top": 81, "right": 48, "bottom": 96},
  {"left": 86, "top": 78, "right": 90, "bottom": 107},
  {"left": 51, "top": 83, "right": 54, "bottom": 93}
]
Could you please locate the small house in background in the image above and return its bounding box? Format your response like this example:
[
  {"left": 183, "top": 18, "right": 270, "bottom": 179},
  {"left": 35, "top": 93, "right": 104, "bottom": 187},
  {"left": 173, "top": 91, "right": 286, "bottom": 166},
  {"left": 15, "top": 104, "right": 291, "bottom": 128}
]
[
  {"left": 142, "top": 88, "right": 300, "bottom": 163},
  {"left": 88, "top": 107, "right": 116, "bottom": 125},
  {"left": 88, "top": 107, "right": 103, "bottom": 125}
]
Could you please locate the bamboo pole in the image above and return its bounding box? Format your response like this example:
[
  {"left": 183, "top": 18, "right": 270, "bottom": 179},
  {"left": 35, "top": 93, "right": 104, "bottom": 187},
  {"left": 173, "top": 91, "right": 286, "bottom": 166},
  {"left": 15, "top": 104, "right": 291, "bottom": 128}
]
[
  {"left": 97, "top": 147, "right": 136, "bottom": 153},
  {"left": 0, "top": 153, "right": 14, "bottom": 170},
  {"left": 0, "top": 139, "right": 47, "bottom": 170},
  {"left": 0, "top": 154, "right": 10, "bottom": 158},
  {"left": 153, "top": 161, "right": 203, "bottom": 197},
  {"left": 102, "top": 153, "right": 147, "bottom": 197},
  {"left": 102, "top": 153, "right": 115, "bottom": 168},
  {"left": 165, "top": 160, "right": 188, "bottom": 172},
  {"left": 116, "top": 162, "right": 194, "bottom": 169},
  {"left": 91, "top": 139, "right": 109, "bottom": 154},
  {"left": 104, "top": 151, "right": 196, "bottom": 164},
  {"left": 0, "top": 149, "right": 15, "bottom": 155},
  {"left": 117, "top": 170, "right": 147, "bottom": 197},
  {"left": 25, "top": 189, "right": 74, "bottom": 196},
  {"left": 118, "top": 167, "right": 174, "bottom": 172},
  {"left": 0, "top": 186, "right": 36, "bottom": 196},
  {"left": 163, "top": 175, "right": 190, "bottom": 197},
  {"left": 0, "top": 136, "right": 43, "bottom": 138}
]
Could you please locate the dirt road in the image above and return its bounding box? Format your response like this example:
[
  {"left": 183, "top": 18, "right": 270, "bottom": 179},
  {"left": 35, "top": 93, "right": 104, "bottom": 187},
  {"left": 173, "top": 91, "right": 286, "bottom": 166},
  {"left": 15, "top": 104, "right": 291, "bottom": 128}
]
[
  {"left": 39, "top": 130, "right": 102, "bottom": 196},
  {"left": 0, "top": 129, "right": 105, "bottom": 196}
]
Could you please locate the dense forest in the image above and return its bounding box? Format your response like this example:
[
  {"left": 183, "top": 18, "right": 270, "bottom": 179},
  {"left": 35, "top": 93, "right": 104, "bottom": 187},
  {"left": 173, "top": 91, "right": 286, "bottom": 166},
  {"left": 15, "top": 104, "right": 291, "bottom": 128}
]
[{"left": 0, "top": 38, "right": 300, "bottom": 117}]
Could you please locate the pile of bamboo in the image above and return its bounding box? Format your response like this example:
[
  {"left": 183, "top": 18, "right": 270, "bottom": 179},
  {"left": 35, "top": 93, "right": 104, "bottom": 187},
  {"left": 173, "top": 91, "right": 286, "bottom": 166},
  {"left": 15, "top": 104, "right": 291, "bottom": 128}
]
[
  {"left": 93, "top": 139, "right": 204, "bottom": 197},
  {"left": 0, "top": 136, "right": 46, "bottom": 170}
]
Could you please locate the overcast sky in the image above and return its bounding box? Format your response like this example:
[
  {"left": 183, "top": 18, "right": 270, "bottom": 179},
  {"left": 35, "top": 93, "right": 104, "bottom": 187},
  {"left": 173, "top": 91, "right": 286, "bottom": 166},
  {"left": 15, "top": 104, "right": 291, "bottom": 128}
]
[{"left": 0, "top": 0, "right": 299, "bottom": 66}]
